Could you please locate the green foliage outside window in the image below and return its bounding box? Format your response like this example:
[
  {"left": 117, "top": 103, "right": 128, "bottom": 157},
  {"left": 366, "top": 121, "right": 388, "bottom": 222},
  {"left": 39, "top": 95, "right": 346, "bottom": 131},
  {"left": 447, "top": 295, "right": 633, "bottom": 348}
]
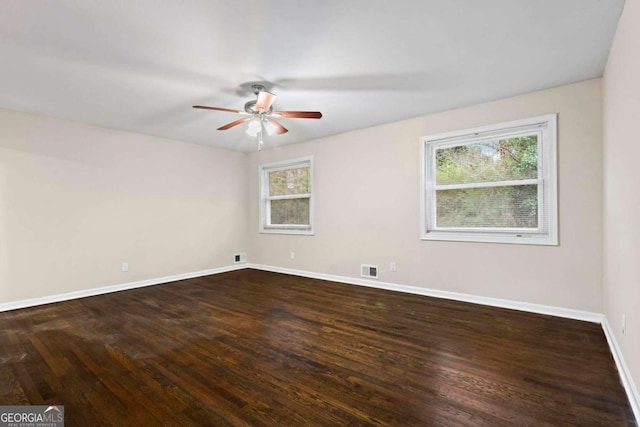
[
  {"left": 434, "top": 135, "right": 539, "bottom": 228},
  {"left": 268, "top": 167, "right": 311, "bottom": 225},
  {"left": 270, "top": 199, "right": 310, "bottom": 225},
  {"left": 269, "top": 167, "right": 311, "bottom": 196}
]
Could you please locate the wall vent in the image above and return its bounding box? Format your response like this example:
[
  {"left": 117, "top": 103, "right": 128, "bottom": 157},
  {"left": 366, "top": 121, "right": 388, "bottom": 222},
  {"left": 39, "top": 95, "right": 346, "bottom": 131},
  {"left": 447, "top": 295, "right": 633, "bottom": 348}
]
[
  {"left": 234, "top": 253, "right": 247, "bottom": 263},
  {"left": 361, "top": 264, "right": 378, "bottom": 279}
]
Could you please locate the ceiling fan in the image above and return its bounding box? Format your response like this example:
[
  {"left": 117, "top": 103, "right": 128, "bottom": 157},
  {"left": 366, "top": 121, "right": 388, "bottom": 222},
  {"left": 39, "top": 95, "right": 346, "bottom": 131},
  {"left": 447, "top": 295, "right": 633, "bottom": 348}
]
[{"left": 193, "top": 84, "right": 322, "bottom": 149}]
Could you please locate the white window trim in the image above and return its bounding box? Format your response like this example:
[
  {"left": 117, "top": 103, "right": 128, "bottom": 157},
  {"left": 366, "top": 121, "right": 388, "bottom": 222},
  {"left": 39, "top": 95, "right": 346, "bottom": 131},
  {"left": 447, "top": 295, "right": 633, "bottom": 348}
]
[
  {"left": 420, "top": 114, "right": 558, "bottom": 245},
  {"left": 259, "top": 156, "right": 314, "bottom": 235}
]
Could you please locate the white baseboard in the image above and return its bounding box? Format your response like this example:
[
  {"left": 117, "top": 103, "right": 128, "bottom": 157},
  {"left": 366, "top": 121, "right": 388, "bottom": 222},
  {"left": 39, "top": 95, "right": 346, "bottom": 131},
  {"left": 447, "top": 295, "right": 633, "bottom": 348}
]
[
  {"left": 0, "top": 264, "right": 245, "bottom": 313},
  {"left": 248, "top": 264, "right": 603, "bottom": 323},
  {"left": 602, "top": 318, "right": 640, "bottom": 422},
  {"left": 1, "top": 262, "right": 602, "bottom": 322}
]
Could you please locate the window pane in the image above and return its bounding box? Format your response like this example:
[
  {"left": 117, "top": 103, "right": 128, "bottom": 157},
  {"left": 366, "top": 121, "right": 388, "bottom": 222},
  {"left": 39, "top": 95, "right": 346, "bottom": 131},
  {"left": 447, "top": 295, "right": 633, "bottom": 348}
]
[
  {"left": 270, "top": 198, "right": 310, "bottom": 225},
  {"left": 269, "top": 167, "right": 311, "bottom": 196},
  {"left": 436, "top": 185, "right": 538, "bottom": 228},
  {"left": 436, "top": 135, "right": 538, "bottom": 185}
]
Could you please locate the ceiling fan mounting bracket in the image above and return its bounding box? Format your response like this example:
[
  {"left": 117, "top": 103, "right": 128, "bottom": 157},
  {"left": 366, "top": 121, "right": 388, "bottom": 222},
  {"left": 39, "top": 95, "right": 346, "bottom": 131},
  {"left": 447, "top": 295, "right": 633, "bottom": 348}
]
[{"left": 251, "top": 84, "right": 266, "bottom": 95}]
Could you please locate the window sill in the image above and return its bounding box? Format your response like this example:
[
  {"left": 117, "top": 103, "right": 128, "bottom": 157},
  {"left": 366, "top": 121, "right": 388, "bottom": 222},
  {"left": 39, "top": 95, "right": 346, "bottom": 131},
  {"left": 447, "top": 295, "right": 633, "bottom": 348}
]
[
  {"left": 421, "top": 231, "right": 557, "bottom": 246},
  {"left": 260, "top": 228, "right": 314, "bottom": 236}
]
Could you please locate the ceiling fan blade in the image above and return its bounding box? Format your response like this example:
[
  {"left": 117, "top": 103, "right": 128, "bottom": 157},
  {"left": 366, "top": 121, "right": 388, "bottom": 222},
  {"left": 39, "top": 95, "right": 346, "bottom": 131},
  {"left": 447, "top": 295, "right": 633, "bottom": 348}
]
[
  {"left": 217, "top": 118, "right": 248, "bottom": 131},
  {"left": 274, "top": 111, "right": 323, "bottom": 119},
  {"left": 255, "top": 91, "right": 276, "bottom": 112},
  {"left": 193, "top": 105, "right": 241, "bottom": 114},
  {"left": 267, "top": 118, "right": 288, "bottom": 135}
]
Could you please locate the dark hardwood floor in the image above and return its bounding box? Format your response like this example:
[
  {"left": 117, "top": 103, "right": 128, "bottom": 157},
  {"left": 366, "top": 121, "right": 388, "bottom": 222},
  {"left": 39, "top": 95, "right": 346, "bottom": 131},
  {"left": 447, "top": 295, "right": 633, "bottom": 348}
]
[{"left": 0, "top": 269, "right": 635, "bottom": 426}]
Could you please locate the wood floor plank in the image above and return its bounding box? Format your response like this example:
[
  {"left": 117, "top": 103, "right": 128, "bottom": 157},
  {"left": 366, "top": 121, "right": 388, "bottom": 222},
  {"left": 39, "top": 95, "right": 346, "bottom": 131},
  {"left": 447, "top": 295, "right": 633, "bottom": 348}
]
[{"left": 0, "top": 269, "right": 636, "bottom": 426}]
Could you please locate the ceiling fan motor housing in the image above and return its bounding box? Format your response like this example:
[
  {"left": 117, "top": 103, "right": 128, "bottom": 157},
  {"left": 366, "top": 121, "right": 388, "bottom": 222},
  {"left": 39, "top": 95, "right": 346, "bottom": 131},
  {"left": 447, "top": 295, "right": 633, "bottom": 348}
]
[{"left": 244, "top": 100, "right": 273, "bottom": 115}]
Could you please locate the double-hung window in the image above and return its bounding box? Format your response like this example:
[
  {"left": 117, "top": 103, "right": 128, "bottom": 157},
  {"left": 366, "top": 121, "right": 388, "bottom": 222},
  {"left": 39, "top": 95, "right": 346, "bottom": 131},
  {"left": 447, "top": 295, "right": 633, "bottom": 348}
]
[
  {"left": 259, "top": 157, "right": 313, "bottom": 235},
  {"left": 421, "top": 114, "right": 557, "bottom": 245}
]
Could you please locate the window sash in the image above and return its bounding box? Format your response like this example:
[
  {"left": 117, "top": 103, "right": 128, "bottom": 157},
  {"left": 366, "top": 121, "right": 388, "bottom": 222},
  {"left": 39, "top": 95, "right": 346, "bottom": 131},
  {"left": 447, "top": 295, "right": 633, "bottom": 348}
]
[
  {"left": 430, "top": 182, "right": 543, "bottom": 233},
  {"left": 265, "top": 196, "right": 311, "bottom": 228},
  {"left": 434, "top": 178, "right": 539, "bottom": 191},
  {"left": 266, "top": 193, "right": 312, "bottom": 201},
  {"left": 428, "top": 123, "right": 546, "bottom": 146}
]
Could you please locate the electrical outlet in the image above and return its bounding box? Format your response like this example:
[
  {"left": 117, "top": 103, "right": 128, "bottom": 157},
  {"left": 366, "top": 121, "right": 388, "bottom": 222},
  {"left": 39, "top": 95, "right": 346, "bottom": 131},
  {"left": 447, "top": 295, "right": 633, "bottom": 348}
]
[
  {"left": 290, "top": 252, "right": 295, "bottom": 260},
  {"left": 121, "top": 262, "right": 129, "bottom": 272},
  {"left": 622, "top": 314, "right": 626, "bottom": 336},
  {"left": 390, "top": 262, "right": 397, "bottom": 272},
  {"left": 234, "top": 253, "right": 247, "bottom": 263}
]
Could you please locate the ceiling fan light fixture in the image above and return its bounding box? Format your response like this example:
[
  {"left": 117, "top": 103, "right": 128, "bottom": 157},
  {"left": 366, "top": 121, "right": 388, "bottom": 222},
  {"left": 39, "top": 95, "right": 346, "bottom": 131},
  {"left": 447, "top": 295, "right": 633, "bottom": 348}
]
[
  {"left": 263, "top": 119, "right": 277, "bottom": 136},
  {"left": 246, "top": 118, "right": 262, "bottom": 136}
]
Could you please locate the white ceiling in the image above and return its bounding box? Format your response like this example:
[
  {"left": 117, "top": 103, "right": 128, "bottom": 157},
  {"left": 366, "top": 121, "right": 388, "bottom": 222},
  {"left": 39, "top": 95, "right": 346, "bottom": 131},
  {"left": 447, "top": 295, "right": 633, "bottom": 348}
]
[{"left": 0, "top": 1, "right": 625, "bottom": 152}]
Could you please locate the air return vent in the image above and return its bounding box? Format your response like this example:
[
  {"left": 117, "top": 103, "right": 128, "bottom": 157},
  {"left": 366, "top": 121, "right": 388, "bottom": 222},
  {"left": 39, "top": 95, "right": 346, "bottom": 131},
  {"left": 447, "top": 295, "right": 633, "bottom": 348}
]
[{"left": 361, "top": 264, "right": 378, "bottom": 279}]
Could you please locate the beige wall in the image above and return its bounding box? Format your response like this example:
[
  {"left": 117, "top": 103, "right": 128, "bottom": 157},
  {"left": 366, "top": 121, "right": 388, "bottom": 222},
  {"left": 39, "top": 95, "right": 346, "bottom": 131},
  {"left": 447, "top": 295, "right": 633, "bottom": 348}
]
[
  {"left": 603, "top": 0, "right": 640, "bottom": 402},
  {"left": 1, "top": 80, "right": 605, "bottom": 314},
  {"left": 248, "top": 79, "right": 603, "bottom": 312},
  {"left": 0, "top": 109, "right": 248, "bottom": 303}
]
